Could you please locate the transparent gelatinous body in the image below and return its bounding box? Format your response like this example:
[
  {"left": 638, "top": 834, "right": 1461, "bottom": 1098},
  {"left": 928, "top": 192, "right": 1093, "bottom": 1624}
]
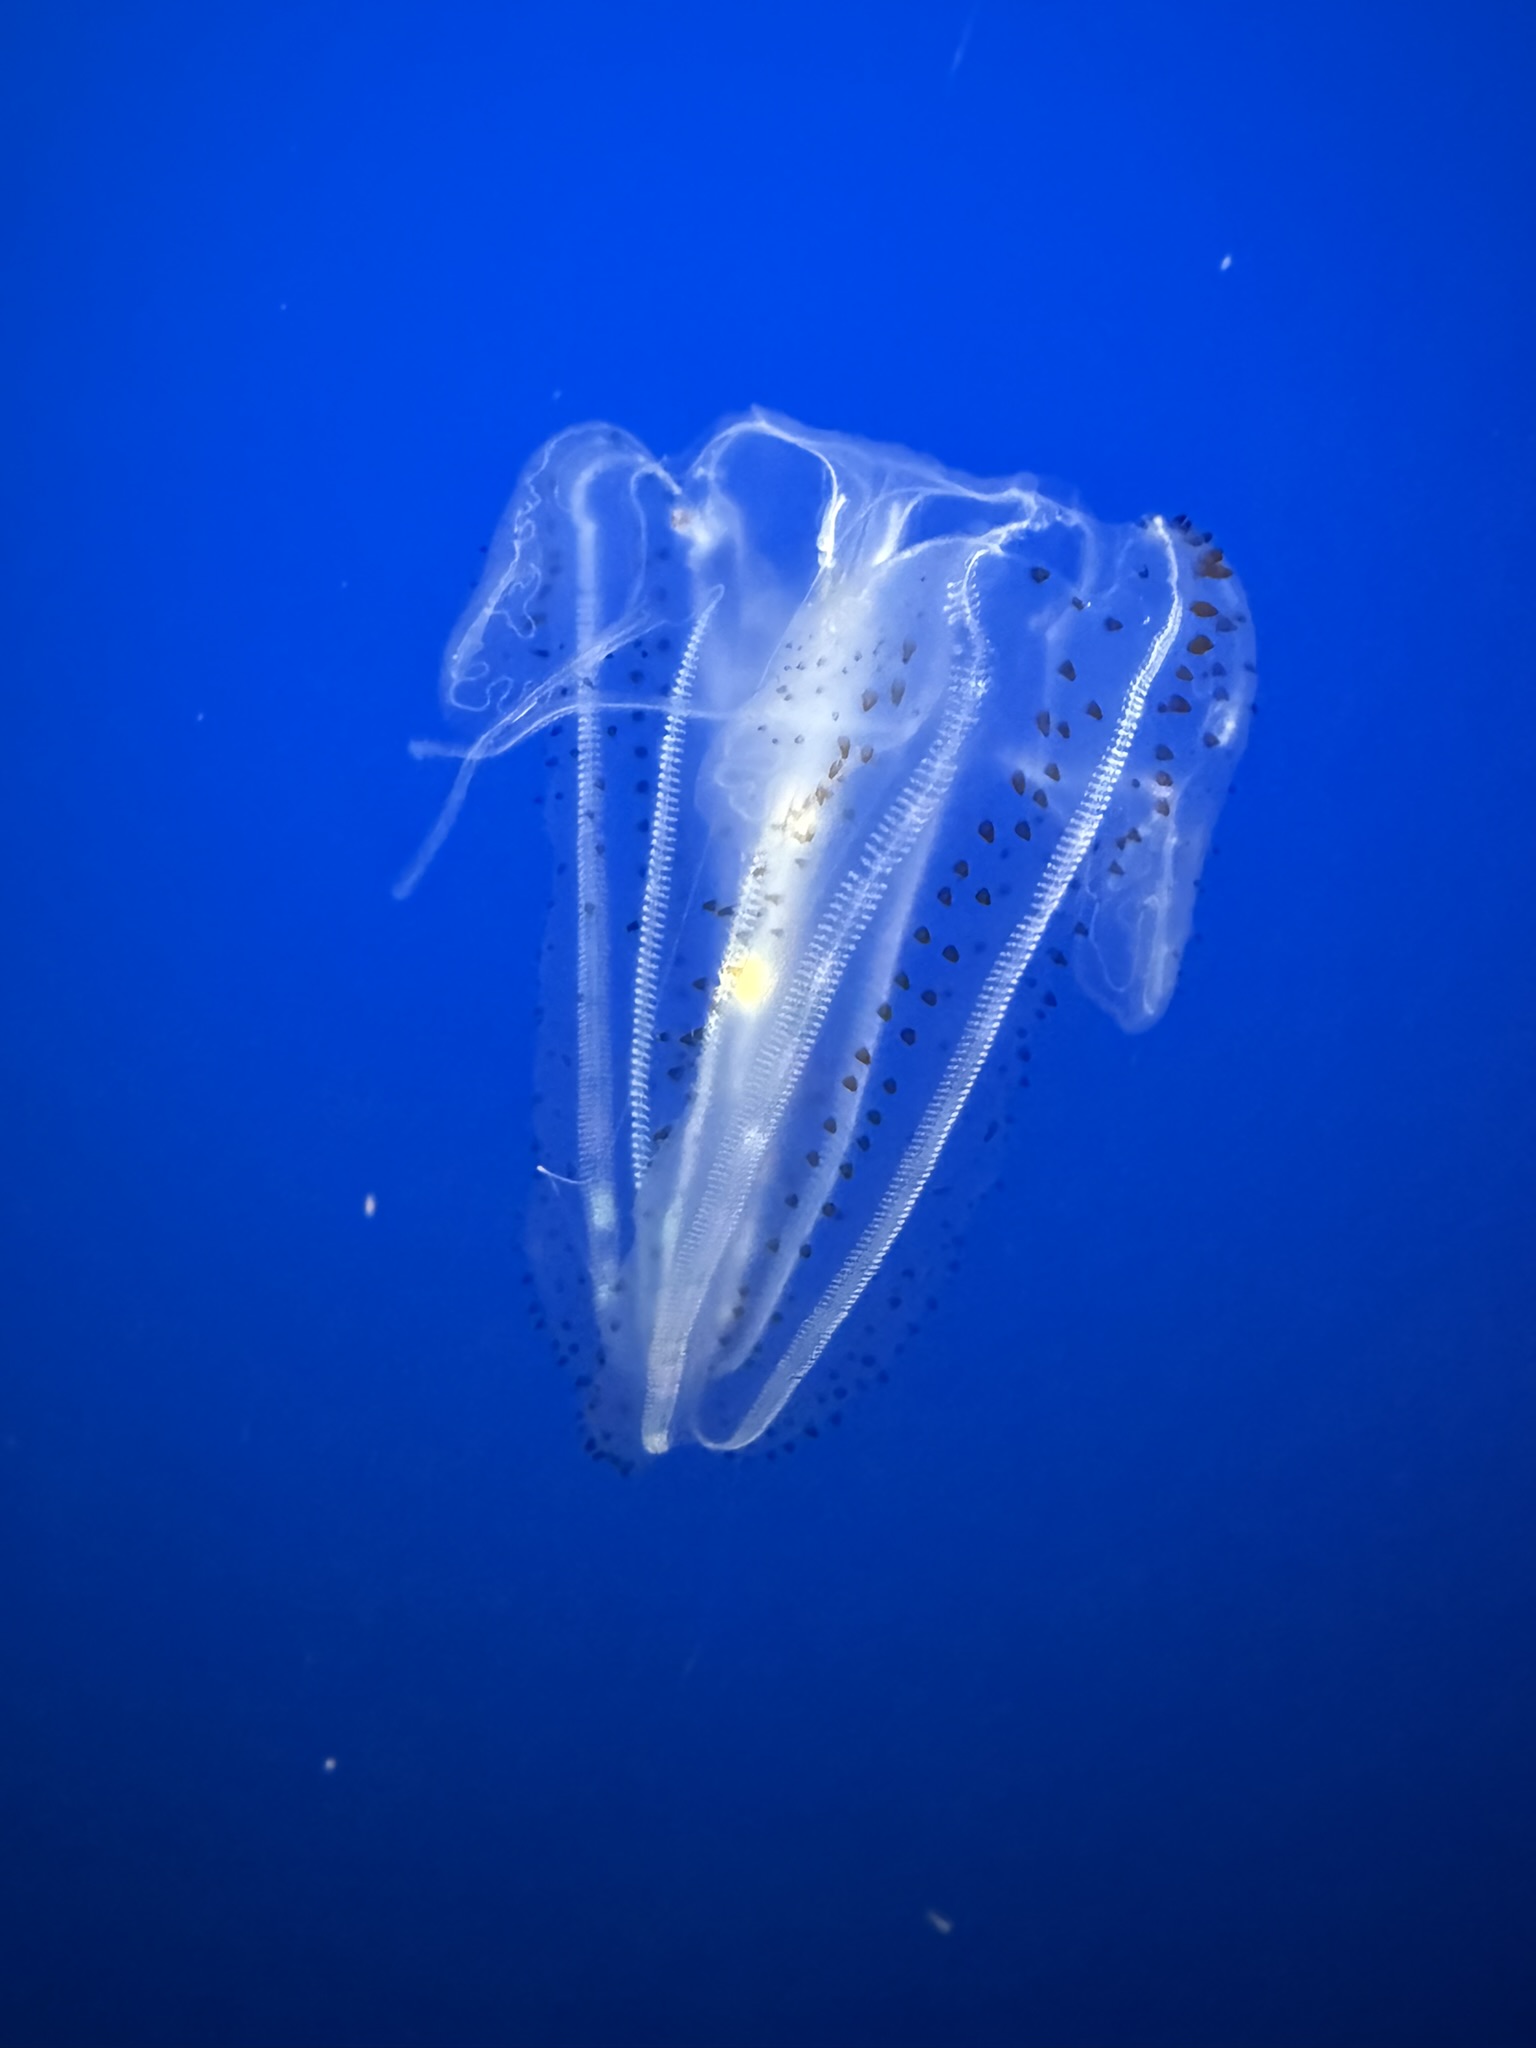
[{"left": 404, "top": 413, "right": 1256, "bottom": 1465}]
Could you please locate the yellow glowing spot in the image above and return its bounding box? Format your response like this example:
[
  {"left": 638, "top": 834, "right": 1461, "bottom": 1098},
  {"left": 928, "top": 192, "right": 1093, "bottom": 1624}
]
[{"left": 726, "top": 952, "right": 775, "bottom": 1009}]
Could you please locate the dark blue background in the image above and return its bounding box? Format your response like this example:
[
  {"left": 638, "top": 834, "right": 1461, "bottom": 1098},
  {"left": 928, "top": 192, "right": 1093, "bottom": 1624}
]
[{"left": 4, "top": 3, "right": 1533, "bottom": 2043}]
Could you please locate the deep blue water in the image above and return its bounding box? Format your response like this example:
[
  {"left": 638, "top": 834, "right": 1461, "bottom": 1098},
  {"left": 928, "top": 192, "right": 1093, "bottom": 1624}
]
[{"left": 3, "top": 3, "right": 1533, "bottom": 2044}]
